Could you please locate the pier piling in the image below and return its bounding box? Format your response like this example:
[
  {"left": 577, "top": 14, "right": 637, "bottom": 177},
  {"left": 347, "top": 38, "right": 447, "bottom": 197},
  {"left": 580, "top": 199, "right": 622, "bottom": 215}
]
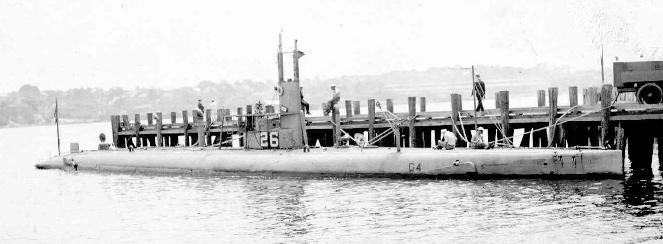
[
  {"left": 451, "top": 93, "right": 462, "bottom": 144},
  {"left": 122, "top": 115, "right": 129, "bottom": 126},
  {"left": 134, "top": 114, "right": 142, "bottom": 147},
  {"left": 499, "top": 91, "right": 510, "bottom": 145},
  {"left": 353, "top": 101, "right": 360, "bottom": 115},
  {"left": 548, "top": 87, "right": 559, "bottom": 147},
  {"left": 182, "top": 110, "right": 189, "bottom": 146},
  {"left": 386, "top": 99, "right": 394, "bottom": 113},
  {"left": 206, "top": 109, "right": 212, "bottom": 146},
  {"left": 601, "top": 84, "right": 613, "bottom": 148},
  {"left": 156, "top": 112, "right": 163, "bottom": 147},
  {"left": 408, "top": 97, "right": 416, "bottom": 147},
  {"left": 420, "top": 97, "right": 426, "bottom": 112},
  {"left": 569, "top": 86, "right": 578, "bottom": 107},
  {"left": 111, "top": 115, "right": 120, "bottom": 147},
  {"left": 584, "top": 87, "right": 600, "bottom": 106},
  {"left": 368, "top": 99, "right": 376, "bottom": 140},
  {"left": 537, "top": 90, "right": 546, "bottom": 107}
]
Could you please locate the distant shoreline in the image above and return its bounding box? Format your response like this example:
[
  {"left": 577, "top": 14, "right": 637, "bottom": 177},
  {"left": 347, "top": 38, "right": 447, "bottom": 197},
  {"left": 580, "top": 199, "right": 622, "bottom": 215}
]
[{"left": 0, "top": 119, "right": 105, "bottom": 129}]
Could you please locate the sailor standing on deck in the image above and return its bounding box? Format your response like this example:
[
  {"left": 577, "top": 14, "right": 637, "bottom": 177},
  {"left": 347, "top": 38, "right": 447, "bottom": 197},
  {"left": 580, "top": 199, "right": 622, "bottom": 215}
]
[
  {"left": 436, "top": 129, "right": 457, "bottom": 150},
  {"left": 472, "top": 74, "right": 486, "bottom": 112}
]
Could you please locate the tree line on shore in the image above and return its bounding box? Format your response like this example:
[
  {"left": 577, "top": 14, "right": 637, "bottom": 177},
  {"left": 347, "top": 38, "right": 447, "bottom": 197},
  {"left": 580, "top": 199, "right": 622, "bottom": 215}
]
[{"left": 0, "top": 65, "right": 604, "bottom": 127}]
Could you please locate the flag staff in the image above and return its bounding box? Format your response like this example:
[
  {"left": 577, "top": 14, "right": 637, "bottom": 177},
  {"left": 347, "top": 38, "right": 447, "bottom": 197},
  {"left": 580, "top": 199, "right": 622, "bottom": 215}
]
[{"left": 55, "top": 97, "right": 61, "bottom": 156}]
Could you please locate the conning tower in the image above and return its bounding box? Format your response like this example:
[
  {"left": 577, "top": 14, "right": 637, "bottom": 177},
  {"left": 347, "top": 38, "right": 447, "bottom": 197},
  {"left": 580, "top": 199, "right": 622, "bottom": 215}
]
[{"left": 275, "top": 34, "right": 308, "bottom": 149}]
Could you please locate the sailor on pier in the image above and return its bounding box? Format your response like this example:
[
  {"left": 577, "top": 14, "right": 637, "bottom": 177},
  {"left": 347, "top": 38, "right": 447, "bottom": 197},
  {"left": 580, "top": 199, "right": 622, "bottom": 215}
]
[
  {"left": 195, "top": 99, "right": 205, "bottom": 120},
  {"left": 473, "top": 74, "right": 486, "bottom": 112},
  {"left": 325, "top": 84, "right": 341, "bottom": 114}
]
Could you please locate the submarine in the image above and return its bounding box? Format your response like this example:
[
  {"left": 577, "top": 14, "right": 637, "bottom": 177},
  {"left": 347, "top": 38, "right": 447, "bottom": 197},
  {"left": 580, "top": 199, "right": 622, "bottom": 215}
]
[{"left": 35, "top": 35, "right": 624, "bottom": 178}]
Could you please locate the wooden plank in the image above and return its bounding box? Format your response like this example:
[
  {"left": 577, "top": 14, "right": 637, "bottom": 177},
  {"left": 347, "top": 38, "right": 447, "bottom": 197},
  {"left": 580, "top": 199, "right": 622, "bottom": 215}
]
[
  {"left": 510, "top": 107, "right": 549, "bottom": 115},
  {"left": 601, "top": 84, "right": 613, "bottom": 148},
  {"left": 569, "top": 86, "right": 578, "bottom": 107},
  {"left": 156, "top": 112, "right": 163, "bottom": 147},
  {"left": 613, "top": 103, "right": 663, "bottom": 110},
  {"left": 368, "top": 99, "right": 376, "bottom": 140},
  {"left": 182, "top": 110, "right": 189, "bottom": 146},
  {"left": 548, "top": 87, "right": 559, "bottom": 146},
  {"left": 353, "top": 101, "right": 360, "bottom": 115},
  {"left": 420, "top": 97, "right": 426, "bottom": 112},
  {"left": 499, "top": 91, "right": 510, "bottom": 145},
  {"left": 408, "top": 97, "right": 416, "bottom": 147},
  {"left": 345, "top": 100, "right": 352, "bottom": 118},
  {"left": 537, "top": 90, "right": 546, "bottom": 107},
  {"left": 386, "top": 99, "right": 394, "bottom": 112},
  {"left": 417, "top": 111, "right": 452, "bottom": 118},
  {"left": 495, "top": 92, "right": 501, "bottom": 108}
]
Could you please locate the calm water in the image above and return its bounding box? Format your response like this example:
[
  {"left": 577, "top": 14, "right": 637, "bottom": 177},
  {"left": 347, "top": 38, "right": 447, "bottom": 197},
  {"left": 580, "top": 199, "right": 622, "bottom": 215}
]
[{"left": 1, "top": 123, "right": 662, "bottom": 243}]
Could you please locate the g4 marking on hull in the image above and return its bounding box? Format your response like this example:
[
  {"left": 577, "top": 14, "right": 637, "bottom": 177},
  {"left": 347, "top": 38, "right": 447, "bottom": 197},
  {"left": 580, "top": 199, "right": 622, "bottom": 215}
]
[{"left": 408, "top": 163, "right": 422, "bottom": 173}]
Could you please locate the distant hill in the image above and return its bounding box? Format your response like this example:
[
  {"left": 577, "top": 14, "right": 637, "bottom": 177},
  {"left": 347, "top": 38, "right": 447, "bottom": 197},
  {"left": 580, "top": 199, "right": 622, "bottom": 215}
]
[{"left": 0, "top": 65, "right": 609, "bottom": 127}]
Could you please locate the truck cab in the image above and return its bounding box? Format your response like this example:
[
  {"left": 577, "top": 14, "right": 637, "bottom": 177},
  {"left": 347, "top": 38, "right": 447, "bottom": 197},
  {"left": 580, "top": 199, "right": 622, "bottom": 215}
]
[{"left": 614, "top": 61, "right": 663, "bottom": 104}]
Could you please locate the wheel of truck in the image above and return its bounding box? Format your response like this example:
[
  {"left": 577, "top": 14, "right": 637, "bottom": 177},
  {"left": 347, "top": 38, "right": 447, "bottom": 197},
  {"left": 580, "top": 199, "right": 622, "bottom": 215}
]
[{"left": 636, "top": 83, "right": 663, "bottom": 104}]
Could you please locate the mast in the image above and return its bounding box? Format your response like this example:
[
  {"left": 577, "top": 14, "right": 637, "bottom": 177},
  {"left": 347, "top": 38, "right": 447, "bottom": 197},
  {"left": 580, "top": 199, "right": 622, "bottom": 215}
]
[
  {"left": 600, "top": 44, "right": 605, "bottom": 84},
  {"left": 55, "top": 97, "right": 61, "bottom": 156},
  {"left": 293, "top": 39, "right": 301, "bottom": 82},
  {"left": 277, "top": 32, "right": 284, "bottom": 82}
]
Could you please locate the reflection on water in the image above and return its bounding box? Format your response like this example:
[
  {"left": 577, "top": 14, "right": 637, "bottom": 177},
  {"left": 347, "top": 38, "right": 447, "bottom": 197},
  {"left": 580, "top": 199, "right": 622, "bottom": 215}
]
[
  {"left": 623, "top": 175, "right": 663, "bottom": 217},
  {"left": 2, "top": 123, "right": 663, "bottom": 243}
]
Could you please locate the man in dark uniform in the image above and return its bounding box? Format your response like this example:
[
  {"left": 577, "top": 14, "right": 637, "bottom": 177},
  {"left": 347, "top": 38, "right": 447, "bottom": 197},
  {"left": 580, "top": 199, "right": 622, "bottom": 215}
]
[
  {"left": 472, "top": 74, "right": 486, "bottom": 112},
  {"left": 300, "top": 87, "right": 310, "bottom": 115}
]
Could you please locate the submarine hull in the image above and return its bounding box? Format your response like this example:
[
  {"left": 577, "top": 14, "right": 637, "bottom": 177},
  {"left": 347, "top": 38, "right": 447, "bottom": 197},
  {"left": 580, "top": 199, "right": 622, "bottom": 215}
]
[{"left": 35, "top": 147, "right": 623, "bottom": 178}]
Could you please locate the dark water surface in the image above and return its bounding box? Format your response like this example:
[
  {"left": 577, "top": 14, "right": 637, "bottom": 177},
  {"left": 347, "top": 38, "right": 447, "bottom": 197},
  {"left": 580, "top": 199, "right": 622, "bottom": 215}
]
[{"left": 1, "top": 123, "right": 662, "bottom": 243}]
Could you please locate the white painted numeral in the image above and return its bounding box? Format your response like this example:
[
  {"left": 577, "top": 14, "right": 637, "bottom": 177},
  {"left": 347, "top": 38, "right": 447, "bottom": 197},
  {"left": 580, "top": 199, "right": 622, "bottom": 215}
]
[
  {"left": 269, "top": 132, "right": 279, "bottom": 148},
  {"left": 260, "top": 132, "right": 269, "bottom": 147}
]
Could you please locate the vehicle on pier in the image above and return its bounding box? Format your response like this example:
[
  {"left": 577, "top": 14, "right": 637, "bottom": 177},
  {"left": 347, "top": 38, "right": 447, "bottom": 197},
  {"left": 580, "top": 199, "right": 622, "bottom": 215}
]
[{"left": 613, "top": 61, "right": 663, "bottom": 104}]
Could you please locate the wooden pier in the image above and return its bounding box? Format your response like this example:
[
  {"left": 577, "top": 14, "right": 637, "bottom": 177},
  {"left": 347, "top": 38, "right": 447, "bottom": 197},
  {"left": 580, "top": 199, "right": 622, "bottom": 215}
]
[{"left": 110, "top": 84, "right": 663, "bottom": 174}]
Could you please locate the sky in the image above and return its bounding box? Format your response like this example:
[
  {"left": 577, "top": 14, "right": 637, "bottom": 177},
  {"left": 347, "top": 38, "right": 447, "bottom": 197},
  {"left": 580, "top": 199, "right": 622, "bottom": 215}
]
[{"left": 1, "top": 0, "right": 662, "bottom": 92}]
